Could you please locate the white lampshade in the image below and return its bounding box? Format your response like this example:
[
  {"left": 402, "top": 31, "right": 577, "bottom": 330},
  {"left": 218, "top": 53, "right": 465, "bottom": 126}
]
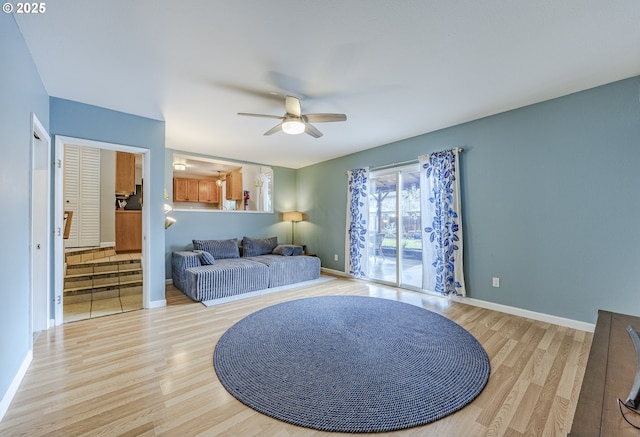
[
  {"left": 165, "top": 216, "right": 176, "bottom": 229},
  {"left": 282, "top": 119, "right": 305, "bottom": 135},
  {"left": 163, "top": 203, "right": 173, "bottom": 214},
  {"left": 283, "top": 211, "right": 303, "bottom": 222},
  {"left": 283, "top": 211, "right": 303, "bottom": 244}
]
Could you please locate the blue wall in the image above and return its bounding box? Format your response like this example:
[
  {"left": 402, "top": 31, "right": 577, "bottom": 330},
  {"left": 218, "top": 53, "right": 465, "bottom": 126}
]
[
  {"left": 298, "top": 76, "right": 640, "bottom": 324},
  {"left": 0, "top": 13, "right": 50, "bottom": 410},
  {"left": 164, "top": 148, "right": 298, "bottom": 276},
  {"left": 49, "top": 98, "right": 166, "bottom": 303}
]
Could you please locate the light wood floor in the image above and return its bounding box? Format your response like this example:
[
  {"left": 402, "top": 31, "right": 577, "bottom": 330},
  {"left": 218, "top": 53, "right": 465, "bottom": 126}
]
[{"left": 0, "top": 277, "right": 592, "bottom": 437}]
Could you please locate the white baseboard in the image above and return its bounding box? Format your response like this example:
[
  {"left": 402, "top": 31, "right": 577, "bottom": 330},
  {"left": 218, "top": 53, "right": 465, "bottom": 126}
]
[
  {"left": 0, "top": 349, "right": 32, "bottom": 422},
  {"left": 320, "top": 267, "right": 351, "bottom": 278},
  {"left": 329, "top": 270, "right": 595, "bottom": 332},
  {"left": 100, "top": 242, "right": 115, "bottom": 248},
  {"left": 451, "top": 295, "right": 595, "bottom": 332},
  {"left": 165, "top": 278, "right": 173, "bottom": 285},
  {"left": 148, "top": 299, "right": 166, "bottom": 309}
]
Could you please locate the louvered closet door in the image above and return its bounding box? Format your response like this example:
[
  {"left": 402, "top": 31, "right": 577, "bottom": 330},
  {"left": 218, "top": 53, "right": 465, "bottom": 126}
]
[
  {"left": 63, "top": 145, "right": 80, "bottom": 247},
  {"left": 64, "top": 145, "right": 101, "bottom": 248}
]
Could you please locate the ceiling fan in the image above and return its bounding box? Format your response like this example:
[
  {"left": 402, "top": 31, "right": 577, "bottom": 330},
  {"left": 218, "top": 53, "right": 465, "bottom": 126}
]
[{"left": 238, "top": 95, "right": 346, "bottom": 138}]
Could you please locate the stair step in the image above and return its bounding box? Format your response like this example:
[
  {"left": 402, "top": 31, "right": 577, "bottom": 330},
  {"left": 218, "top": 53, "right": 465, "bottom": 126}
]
[
  {"left": 65, "top": 246, "right": 116, "bottom": 264},
  {"left": 64, "top": 281, "right": 143, "bottom": 295},
  {"left": 63, "top": 250, "right": 143, "bottom": 297},
  {"left": 64, "top": 270, "right": 143, "bottom": 293},
  {"left": 66, "top": 259, "right": 141, "bottom": 276},
  {"left": 64, "top": 284, "right": 143, "bottom": 304}
]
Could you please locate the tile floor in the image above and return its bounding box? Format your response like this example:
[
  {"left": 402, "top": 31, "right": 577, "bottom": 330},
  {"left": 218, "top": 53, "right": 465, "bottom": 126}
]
[
  {"left": 63, "top": 252, "right": 143, "bottom": 323},
  {"left": 63, "top": 290, "right": 143, "bottom": 323}
]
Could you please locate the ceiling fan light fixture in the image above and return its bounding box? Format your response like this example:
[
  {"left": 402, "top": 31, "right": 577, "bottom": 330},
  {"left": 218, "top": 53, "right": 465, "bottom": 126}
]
[{"left": 282, "top": 119, "right": 305, "bottom": 135}]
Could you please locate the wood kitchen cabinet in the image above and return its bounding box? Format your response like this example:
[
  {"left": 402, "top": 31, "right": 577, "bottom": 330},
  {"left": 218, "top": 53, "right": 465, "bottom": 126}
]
[
  {"left": 173, "top": 177, "right": 199, "bottom": 202},
  {"left": 226, "top": 171, "right": 243, "bottom": 200},
  {"left": 115, "top": 151, "right": 136, "bottom": 196},
  {"left": 115, "top": 210, "right": 141, "bottom": 252},
  {"left": 198, "top": 180, "right": 219, "bottom": 203}
]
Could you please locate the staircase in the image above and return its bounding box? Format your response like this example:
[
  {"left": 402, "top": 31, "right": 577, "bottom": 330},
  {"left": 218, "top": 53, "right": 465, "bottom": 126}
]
[{"left": 64, "top": 247, "right": 143, "bottom": 305}]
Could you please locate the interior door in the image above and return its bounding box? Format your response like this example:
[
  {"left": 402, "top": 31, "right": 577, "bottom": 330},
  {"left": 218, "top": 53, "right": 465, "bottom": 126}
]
[
  {"left": 63, "top": 145, "right": 100, "bottom": 248},
  {"left": 31, "top": 114, "right": 50, "bottom": 333}
]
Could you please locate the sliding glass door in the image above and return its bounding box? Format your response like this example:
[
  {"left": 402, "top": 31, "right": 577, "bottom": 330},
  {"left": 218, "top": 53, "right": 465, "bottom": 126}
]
[{"left": 367, "top": 165, "right": 422, "bottom": 290}]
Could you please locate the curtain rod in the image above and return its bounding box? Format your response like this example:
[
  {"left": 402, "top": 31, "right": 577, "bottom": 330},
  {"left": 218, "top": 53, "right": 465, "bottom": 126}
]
[
  {"left": 370, "top": 159, "right": 418, "bottom": 172},
  {"left": 348, "top": 148, "right": 464, "bottom": 174}
]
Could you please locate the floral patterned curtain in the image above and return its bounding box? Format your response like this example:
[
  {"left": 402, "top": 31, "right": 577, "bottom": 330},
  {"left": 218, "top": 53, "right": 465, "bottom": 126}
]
[
  {"left": 346, "top": 168, "right": 369, "bottom": 278},
  {"left": 419, "top": 149, "right": 466, "bottom": 296}
]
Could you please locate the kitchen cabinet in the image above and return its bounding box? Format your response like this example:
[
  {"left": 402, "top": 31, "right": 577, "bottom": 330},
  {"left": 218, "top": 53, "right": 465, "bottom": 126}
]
[
  {"left": 226, "top": 171, "right": 243, "bottom": 200},
  {"left": 174, "top": 177, "right": 199, "bottom": 202},
  {"left": 115, "top": 210, "right": 141, "bottom": 252},
  {"left": 115, "top": 151, "right": 136, "bottom": 196},
  {"left": 198, "top": 180, "right": 219, "bottom": 203}
]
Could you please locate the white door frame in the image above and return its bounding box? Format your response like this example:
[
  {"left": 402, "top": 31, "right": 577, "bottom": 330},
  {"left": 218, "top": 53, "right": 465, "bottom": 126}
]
[
  {"left": 30, "top": 113, "right": 51, "bottom": 335},
  {"left": 53, "top": 136, "right": 151, "bottom": 326}
]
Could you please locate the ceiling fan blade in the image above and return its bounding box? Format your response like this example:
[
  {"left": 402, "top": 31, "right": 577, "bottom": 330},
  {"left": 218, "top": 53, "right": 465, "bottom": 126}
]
[
  {"left": 264, "top": 123, "right": 283, "bottom": 136},
  {"left": 285, "top": 95, "right": 301, "bottom": 117},
  {"left": 238, "top": 112, "right": 284, "bottom": 120},
  {"left": 304, "top": 122, "right": 323, "bottom": 138},
  {"left": 303, "top": 113, "right": 347, "bottom": 123}
]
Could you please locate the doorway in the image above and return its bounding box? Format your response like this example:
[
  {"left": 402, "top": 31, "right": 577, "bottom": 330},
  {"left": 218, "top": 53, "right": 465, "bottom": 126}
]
[
  {"left": 53, "top": 136, "right": 150, "bottom": 326},
  {"left": 367, "top": 164, "right": 423, "bottom": 291},
  {"left": 30, "top": 113, "right": 51, "bottom": 337}
]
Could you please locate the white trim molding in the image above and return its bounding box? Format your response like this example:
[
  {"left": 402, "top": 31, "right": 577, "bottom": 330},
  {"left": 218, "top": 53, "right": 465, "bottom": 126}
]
[
  {"left": 320, "top": 267, "right": 351, "bottom": 278},
  {"left": 53, "top": 136, "right": 153, "bottom": 324},
  {"left": 0, "top": 350, "right": 32, "bottom": 422},
  {"left": 358, "top": 274, "right": 595, "bottom": 332},
  {"left": 148, "top": 299, "right": 167, "bottom": 309},
  {"left": 451, "top": 295, "right": 595, "bottom": 332}
]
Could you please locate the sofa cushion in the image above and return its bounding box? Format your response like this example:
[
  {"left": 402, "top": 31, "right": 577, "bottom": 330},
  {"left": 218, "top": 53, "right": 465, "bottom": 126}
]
[
  {"left": 247, "top": 254, "right": 321, "bottom": 288},
  {"left": 193, "top": 250, "right": 215, "bottom": 265},
  {"left": 272, "top": 244, "right": 303, "bottom": 256},
  {"left": 193, "top": 238, "right": 240, "bottom": 259},
  {"left": 243, "top": 236, "right": 278, "bottom": 257}
]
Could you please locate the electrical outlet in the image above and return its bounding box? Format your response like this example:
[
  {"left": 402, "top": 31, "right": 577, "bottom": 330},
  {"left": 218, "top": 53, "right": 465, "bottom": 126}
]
[
  {"left": 492, "top": 277, "right": 500, "bottom": 288},
  {"left": 334, "top": 254, "right": 339, "bottom": 261}
]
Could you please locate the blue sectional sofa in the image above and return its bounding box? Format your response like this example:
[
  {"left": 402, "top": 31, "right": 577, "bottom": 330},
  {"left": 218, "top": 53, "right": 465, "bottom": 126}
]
[{"left": 172, "top": 237, "right": 321, "bottom": 302}]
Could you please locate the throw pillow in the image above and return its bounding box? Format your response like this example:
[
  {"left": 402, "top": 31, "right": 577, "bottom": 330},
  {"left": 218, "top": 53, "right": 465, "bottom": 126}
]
[
  {"left": 272, "top": 244, "right": 303, "bottom": 256},
  {"left": 192, "top": 238, "right": 240, "bottom": 259},
  {"left": 193, "top": 250, "right": 215, "bottom": 265},
  {"left": 243, "top": 236, "right": 278, "bottom": 257}
]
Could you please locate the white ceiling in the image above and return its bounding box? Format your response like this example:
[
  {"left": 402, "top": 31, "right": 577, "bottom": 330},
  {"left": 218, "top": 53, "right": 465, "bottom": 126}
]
[{"left": 15, "top": 0, "right": 640, "bottom": 169}]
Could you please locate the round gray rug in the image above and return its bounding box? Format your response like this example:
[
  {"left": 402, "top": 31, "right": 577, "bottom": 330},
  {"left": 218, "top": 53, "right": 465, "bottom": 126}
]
[{"left": 213, "top": 295, "right": 490, "bottom": 433}]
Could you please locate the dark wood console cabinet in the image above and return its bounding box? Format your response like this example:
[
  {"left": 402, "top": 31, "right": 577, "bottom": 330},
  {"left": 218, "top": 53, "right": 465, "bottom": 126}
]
[
  {"left": 569, "top": 310, "right": 640, "bottom": 437},
  {"left": 115, "top": 210, "right": 141, "bottom": 253}
]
